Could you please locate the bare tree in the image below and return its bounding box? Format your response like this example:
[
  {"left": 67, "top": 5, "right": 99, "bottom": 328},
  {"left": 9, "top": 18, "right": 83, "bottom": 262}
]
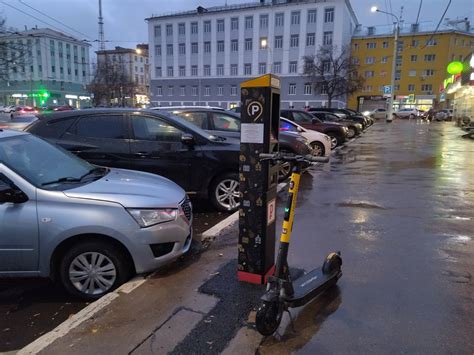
[
  {"left": 303, "top": 45, "right": 364, "bottom": 108},
  {"left": 0, "top": 17, "right": 29, "bottom": 82},
  {"left": 88, "top": 57, "right": 137, "bottom": 107}
]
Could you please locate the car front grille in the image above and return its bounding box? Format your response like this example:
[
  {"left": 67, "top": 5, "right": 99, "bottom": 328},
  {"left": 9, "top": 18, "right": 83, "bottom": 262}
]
[{"left": 180, "top": 196, "right": 192, "bottom": 221}]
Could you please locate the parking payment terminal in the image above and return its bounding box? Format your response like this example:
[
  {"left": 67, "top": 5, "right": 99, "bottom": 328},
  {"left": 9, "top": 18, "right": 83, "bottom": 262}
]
[{"left": 238, "top": 74, "right": 281, "bottom": 284}]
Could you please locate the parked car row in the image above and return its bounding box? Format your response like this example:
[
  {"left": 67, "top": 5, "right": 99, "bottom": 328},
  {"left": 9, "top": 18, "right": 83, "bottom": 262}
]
[{"left": 1, "top": 105, "right": 75, "bottom": 118}]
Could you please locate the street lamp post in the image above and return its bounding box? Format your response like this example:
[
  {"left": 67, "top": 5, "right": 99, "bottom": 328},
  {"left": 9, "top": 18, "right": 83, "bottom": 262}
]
[
  {"left": 260, "top": 38, "right": 273, "bottom": 74},
  {"left": 371, "top": 6, "right": 400, "bottom": 123}
]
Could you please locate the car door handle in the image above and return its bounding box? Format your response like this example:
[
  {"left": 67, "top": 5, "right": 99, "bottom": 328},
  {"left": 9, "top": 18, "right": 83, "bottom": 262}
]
[{"left": 135, "top": 152, "right": 151, "bottom": 157}]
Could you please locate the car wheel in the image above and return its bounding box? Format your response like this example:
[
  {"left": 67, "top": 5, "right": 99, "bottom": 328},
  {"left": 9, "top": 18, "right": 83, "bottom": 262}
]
[
  {"left": 210, "top": 173, "right": 240, "bottom": 212},
  {"left": 310, "top": 141, "right": 325, "bottom": 157},
  {"left": 59, "top": 240, "right": 132, "bottom": 300},
  {"left": 409, "top": 114, "right": 415, "bottom": 119},
  {"left": 346, "top": 127, "right": 356, "bottom": 139},
  {"left": 326, "top": 133, "right": 340, "bottom": 149}
]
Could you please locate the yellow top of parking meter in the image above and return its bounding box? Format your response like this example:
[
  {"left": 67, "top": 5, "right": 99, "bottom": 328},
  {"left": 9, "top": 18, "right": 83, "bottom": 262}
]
[{"left": 241, "top": 74, "right": 280, "bottom": 89}]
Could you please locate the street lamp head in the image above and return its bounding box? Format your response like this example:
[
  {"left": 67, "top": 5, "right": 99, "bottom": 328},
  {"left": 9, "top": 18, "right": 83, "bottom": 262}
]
[
  {"left": 136, "top": 48, "right": 142, "bottom": 55},
  {"left": 371, "top": 6, "right": 378, "bottom": 13},
  {"left": 260, "top": 38, "right": 268, "bottom": 49}
]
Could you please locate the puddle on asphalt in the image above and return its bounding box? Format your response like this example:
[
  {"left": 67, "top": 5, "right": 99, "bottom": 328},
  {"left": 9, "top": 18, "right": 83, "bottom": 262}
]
[
  {"left": 388, "top": 156, "right": 439, "bottom": 172},
  {"left": 336, "top": 201, "right": 388, "bottom": 210}
]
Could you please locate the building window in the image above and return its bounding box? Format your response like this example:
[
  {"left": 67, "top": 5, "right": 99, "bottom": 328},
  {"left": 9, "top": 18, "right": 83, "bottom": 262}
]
[
  {"left": 426, "top": 38, "right": 437, "bottom": 46},
  {"left": 274, "top": 36, "right": 283, "bottom": 49},
  {"left": 231, "top": 85, "right": 237, "bottom": 96},
  {"left": 231, "top": 64, "right": 238, "bottom": 75},
  {"left": 192, "top": 86, "right": 198, "bottom": 96},
  {"left": 394, "top": 85, "right": 400, "bottom": 91},
  {"left": 191, "top": 22, "right": 198, "bottom": 34},
  {"left": 167, "top": 66, "right": 173, "bottom": 77},
  {"left": 259, "top": 62, "right": 266, "bottom": 74},
  {"left": 167, "top": 44, "right": 173, "bottom": 56},
  {"left": 291, "top": 11, "right": 300, "bottom": 25},
  {"left": 231, "top": 17, "right": 239, "bottom": 30},
  {"left": 244, "top": 63, "right": 252, "bottom": 75},
  {"left": 353, "top": 43, "right": 359, "bottom": 50},
  {"left": 217, "top": 86, "right": 224, "bottom": 96},
  {"left": 365, "top": 56, "right": 375, "bottom": 64},
  {"left": 352, "top": 57, "right": 360, "bottom": 65},
  {"left": 423, "top": 69, "right": 435, "bottom": 76},
  {"left": 323, "top": 32, "right": 333, "bottom": 45},
  {"left": 217, "top": 19, "right": 225, "bottom": 32},
  {"left": 364, "top": 70, "right": 374, "bottom": 78},
  {"left": 307, "top": 9, "right": 317, "bottom": 24},
  {"left": 178, "top": 23, "right": 185, "bottom": 35},
  {"left": 273, "top": 62, "right": 281, "bottom": 74},
  {"left": 306, "top": 33, "right": 315, "bottom": 46},
  {"left": 321, "top": 84, "right": 328, "bottom": 95},
  {"left": 217, "top": 64, "right": 224, "bottom": 76},
  {"left": 154, "top": 25, "right": 161, "bottom": 37},
  {"left": 51, "top": 65, "right": 55, "bottom": 73},
  {"left": 382, "top": 41, "right": 389, "bottom": 48},
  {"left": 290, "top": 35, "right": 299, "bottom": 48},
  {"left": 156, "top": 86, "right": 163, "bottom": 96},
  {"left": 156, "top": 66, "right": 162, "bottom": 77},
  {"left": 231, "top": 40, "right": 238, "bottom": 52},
  {"left": 323, "top": 60, "right": 331, "bottom": 73},
  {"left": 180, "top": 86, "right": 186, "bottom": 96},
  {"left": 217, "top": 41, "right": 224, "bottom": 52},
  {"left": 408, "top": 70, "right": 416, "bottom": 77},
  {"left": 289, "top": 61, "right": 297, "bottom": 73},
  {"left": 324, "top": 8, "right": 334, "bottom": 23},
  {"left": 166, "top": 24, "right": 173, "bottom": 36},
  {"left": 395, "top": 70, "right": 401, "bottom": 80},
  {"left": 396, "top": 55, "right": 402, "bottom": 67},
  {"left": 411, "top": 39, "right": 419, "bottom": 48},
  {"left": 204, "top": 65, "right": 211, "bottom": 76},
  {"left": 408, "top": 84, "right": 415, "bottom": 91},
  {"left": 421, "top": 84, "right": 433, "bottom": 92},
  {"left": 245, "top": 38, "right": 253, "bottom": 51},
  {"left": 179, "top": 66, "right": 185, "bottom": 76},
  {"left": 275, "top": 13, "right": 284, "bottom": 27},
  {"left": 288, "top": 83, "right": 296, "bottom": 95},
  {"left": 179, "top": 43, "right": 186, "bottom": 55},
  {"left": 381, "top": 56, "right": 388, "bottom": 63},
  {"left": 191, "top": 42, "right": 198, "bottom": 54},
  {"left": 411, "top": 55, "right": 417, "bottom": 62},
  {"left": 204, "top": 86, "right": 210, "bottom": 96},
  {"left": 155, "top": 45, "right": 161, "bottom": 56},
  {"left": 204, "top": 41, "right": 211, "bottom": 53},
  {"left": 366, "top": 42, "right": 376, "bottom": 49},
  {"left": 397, "top": 41, "right": 404, "bottom": 52},
  {"left": 260, "top": 14, "right": 268, "bottom": 28},
  {"left": 191, "top": 65, "right": 198, "bottom": 76},
  {"left": 259, "top": 37, "right": 268, "bottom": 49},
  {"left": 245, "top": 16, "right": 253, "bottom": 29},
  {"left": 424, "top": 54, "right": 436, "bottom": 61},
  {"left": 304, "top": 83, "right": 312, "bottom": 95}
]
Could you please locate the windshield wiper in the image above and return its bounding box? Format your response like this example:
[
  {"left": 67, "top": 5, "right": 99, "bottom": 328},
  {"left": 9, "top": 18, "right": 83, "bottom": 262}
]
[
  {"left": 41, "top": 177, "right": 82, "bottom": 186},
  {"left": 79, "top": 167, "right": 108, "bottom": 181}
]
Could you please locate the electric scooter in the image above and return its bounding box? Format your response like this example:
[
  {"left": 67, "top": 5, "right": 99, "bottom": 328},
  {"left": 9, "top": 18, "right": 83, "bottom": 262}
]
[{"left": 255, "top": 152, "right": 342, "bottom": 336}]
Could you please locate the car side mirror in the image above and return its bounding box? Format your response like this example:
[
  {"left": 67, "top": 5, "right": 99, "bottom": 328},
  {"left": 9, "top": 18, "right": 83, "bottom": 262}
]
[
  {"left": 181, "top": 133, "right": 195, "bottom": 146},
  {"left": 0, "top": 180, "right": 28, "bottom": 204}
]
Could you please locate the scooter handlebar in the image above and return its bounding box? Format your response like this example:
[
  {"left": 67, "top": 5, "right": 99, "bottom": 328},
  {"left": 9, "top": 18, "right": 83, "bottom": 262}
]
[{"left": 259, "top": 153, "right": 329, "bottom": 163}]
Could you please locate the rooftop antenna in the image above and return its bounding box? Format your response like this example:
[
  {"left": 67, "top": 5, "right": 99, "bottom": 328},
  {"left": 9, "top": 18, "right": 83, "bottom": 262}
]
[{"left": 98, "top": 0, "right": 105, "bottom": 50}]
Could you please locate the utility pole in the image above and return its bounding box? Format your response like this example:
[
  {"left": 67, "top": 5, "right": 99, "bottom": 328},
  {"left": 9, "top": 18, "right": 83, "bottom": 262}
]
[{"left": 98, "top": 0, "right": 105, "bottom": 51}]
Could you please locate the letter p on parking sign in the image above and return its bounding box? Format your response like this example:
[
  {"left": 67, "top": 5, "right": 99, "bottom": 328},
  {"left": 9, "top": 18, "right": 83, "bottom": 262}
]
[{"left": 267, "top": 198, "right": 276, "bottom": 226}]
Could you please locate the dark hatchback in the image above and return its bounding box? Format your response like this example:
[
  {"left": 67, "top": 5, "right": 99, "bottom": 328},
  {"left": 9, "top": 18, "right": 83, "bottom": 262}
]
[
  {"left": 26, "top": 109, "right": 240, "bottom": 212},
  {"left": 308, "top": 107, "right": 369, "bottom": 128},
  {"left": 280, "top": 109, "right": 349, "bottom": 149},
  {"left": 309, "top": 111, "right": 363, "bottom": 138}
]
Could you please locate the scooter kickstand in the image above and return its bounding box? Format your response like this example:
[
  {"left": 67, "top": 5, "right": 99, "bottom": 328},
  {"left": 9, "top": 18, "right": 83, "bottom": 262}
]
[{"left": 285, "top": 306, "right": 297, "bottom": 334}]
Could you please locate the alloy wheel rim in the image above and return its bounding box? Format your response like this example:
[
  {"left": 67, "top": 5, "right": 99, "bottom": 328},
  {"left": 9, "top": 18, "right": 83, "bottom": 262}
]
[
  {"left": 311, "top": 143, "right": 323, "bottom": 156},
  {"left": 279, "top": 162, "right": 291, "bottom": 179},
  {"left": 347, "top": 128, "right": 356, "bottom": 138},
  {"left": 69, "top": 252, "right": 117, "bottom": 295},
  {"left": 330, "top": 136, "right": 338, "bottom": 149},
  {"left": 216, "top": 179, "right": 240, "bottom": 210}
]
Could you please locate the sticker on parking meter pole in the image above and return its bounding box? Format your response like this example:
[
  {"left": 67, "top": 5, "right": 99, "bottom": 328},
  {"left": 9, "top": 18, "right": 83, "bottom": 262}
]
[
  {"left": 241, "top": 123, "right": 264, "bottom": 143},
  {"left": 267, "top": 198, "right": 276, "bottom": 226}
]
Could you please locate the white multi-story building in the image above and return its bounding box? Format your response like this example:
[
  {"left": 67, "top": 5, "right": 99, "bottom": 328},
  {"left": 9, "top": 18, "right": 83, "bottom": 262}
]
[
  {"left": 0, "top": 28, "right": 91, "bottom": 107},
  {"left": 146, "top": 0, "right": 358, "bottom": 108}
]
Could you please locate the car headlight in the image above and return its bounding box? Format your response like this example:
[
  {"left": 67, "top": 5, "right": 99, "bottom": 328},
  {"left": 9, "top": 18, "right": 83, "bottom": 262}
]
[
  {"left": 127, "top": 208, "right": 178, "bottom": 227},
  {"left": 363, "top": 111, "right": 371, "bottom": 116},
  {"left": 356, "top": 123, "right": 363, "bottom": 129},
  {"left": 324, "top": 135, "right": 331, "bottom": 141}
]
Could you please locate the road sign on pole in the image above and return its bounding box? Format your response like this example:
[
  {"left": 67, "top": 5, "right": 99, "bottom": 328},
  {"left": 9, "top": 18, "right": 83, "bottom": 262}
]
[{"left": 383, "top": 85, "right": 392, "bottom": 98}]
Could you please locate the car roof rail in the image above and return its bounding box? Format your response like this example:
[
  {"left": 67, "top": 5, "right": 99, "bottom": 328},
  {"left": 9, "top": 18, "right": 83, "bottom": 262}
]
[{"left": 150, "top": 105, "right": 226, "bottom": 111}]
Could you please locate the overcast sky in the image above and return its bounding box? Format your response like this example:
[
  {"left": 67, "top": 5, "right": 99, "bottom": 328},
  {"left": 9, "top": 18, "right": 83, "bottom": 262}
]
[{"left": 1, "top": 0, "right": 473, "bottom": 51}]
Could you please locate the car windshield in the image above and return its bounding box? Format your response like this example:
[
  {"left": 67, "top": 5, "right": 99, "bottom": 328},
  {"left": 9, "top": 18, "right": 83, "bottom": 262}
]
[
  {"left": 324, "top": 114, "right": 341, "bottom": 122},
  {"left": 0, "top": 134, "right": 104, "bottom": 190}
]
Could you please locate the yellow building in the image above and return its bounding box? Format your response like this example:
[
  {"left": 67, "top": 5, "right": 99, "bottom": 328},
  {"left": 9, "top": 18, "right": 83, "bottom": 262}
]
[{"left": 348, "top": 24, "right": 474, "bottom": 112}]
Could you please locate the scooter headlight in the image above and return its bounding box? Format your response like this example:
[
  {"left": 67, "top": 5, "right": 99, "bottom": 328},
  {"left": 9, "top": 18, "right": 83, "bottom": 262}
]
[{"left": 127, "top": 208, "right": 178, "bottom": 227}]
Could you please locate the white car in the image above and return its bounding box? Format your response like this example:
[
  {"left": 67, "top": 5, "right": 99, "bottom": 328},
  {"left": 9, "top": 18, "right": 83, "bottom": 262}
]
[
  {"left": 394, "top": 108, "right": 418, "bottom": 119},
  {"left": 3, "top": 105, "right": 15, "bottom": 113},
  {"left": 280, "top": 117, "right": 332, "bottom": 157},
  {"left": 366, "top": 108, "right": 387, "bottom": 120}
]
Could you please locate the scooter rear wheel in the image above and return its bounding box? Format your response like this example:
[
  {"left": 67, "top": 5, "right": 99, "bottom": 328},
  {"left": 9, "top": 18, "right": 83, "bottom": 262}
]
[
  {"left": 322, "top": 252, "right": 342, "bottom": 275},
  {"left": 255, "top": 301, "right": 283, "bottom": 336}
]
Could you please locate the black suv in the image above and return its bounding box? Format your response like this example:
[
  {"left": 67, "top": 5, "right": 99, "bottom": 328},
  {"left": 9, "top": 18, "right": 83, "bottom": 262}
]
[
  {"left": 26, "top": 109, "right": 240, "bottom": 212},
  {"left": 308, "top": 107, "right": 369, "bottom": 129},
  {"left": 156, "top": 107, "right": 313, "bottom": 181}
]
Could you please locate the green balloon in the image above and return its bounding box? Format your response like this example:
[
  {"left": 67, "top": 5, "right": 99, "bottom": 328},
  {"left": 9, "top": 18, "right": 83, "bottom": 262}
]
[{"left": 447, "top": 61, "right": 463, "bottom": 75}]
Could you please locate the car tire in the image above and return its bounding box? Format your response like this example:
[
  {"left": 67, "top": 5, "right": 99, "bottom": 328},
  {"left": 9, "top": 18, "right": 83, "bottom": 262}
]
[
  {"left": 346, "top": 127, "right": 356, "bottom": 139},
  {"left": 326, "top": 133, "right": 341, "bottom": 149},
  {"left": 409, "top": 114, "right": 415, "bottom": 119},
  {"left": 210, "top": 172, "right": 240, "bottom": 212},
  {"left": 59, "top": 240, "right": 133, "bottom": 301},
  {"left": 310, "top": 141, "right": 325, "bottom": 157}
]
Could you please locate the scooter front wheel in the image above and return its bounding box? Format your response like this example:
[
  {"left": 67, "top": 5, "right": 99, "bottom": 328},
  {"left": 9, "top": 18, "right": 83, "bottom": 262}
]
[{"left": 255, "top": 301, "right": 283, "bottom": 336}]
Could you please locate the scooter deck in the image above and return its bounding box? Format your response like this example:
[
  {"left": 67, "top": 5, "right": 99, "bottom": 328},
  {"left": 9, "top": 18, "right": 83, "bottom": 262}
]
[{"left": 284, "top": 267, "right": 341, "bottom": 307}]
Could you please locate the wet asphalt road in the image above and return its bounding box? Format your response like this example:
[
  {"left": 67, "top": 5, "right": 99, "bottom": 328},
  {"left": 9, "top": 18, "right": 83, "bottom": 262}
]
[
  {"left": 259, "top": 120, "right": 474, "bottom": 354},
  {"left": 0, "top": 199, "right": 230, "bottom": 352}
]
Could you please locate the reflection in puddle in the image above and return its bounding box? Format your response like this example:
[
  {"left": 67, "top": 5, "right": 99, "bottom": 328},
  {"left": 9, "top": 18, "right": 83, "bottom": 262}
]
[{"left": 337, "top": 201, "right": 387, "bottom": 210}]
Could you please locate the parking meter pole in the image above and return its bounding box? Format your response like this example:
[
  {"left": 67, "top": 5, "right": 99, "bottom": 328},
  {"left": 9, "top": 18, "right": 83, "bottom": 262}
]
[{"left": 237, "top": 74, "right": 281, "bottom": 284}]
